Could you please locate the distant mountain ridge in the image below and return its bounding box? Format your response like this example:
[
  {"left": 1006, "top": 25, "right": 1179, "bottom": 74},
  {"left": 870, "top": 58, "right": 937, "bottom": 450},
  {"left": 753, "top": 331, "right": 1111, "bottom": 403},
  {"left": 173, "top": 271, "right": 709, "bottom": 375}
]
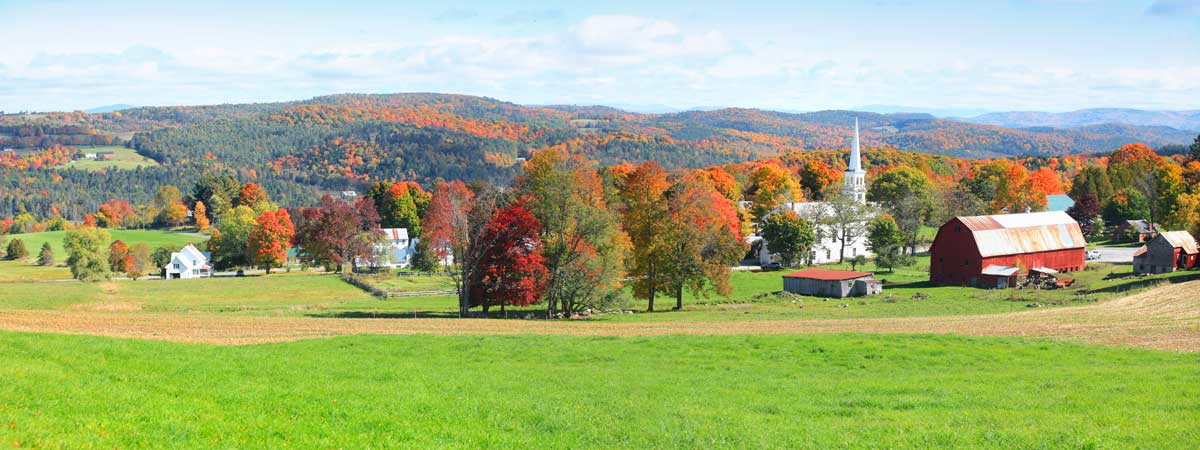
[
  {"left": 964, "top": 108, "right": 1200, "bottom": 131},
  {"left": 85, "top": 104, "right": 137, "bottom": 114}
]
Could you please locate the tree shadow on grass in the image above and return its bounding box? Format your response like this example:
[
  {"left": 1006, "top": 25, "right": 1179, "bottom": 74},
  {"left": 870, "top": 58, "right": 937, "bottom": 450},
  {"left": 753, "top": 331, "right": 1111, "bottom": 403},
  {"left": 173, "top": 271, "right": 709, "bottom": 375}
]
[
  {"left": 1085, "top": 272, "right": 1200, "bottom": 296},
  {"left": 307, "top": 309, "right": 551, "bottom": 320}
]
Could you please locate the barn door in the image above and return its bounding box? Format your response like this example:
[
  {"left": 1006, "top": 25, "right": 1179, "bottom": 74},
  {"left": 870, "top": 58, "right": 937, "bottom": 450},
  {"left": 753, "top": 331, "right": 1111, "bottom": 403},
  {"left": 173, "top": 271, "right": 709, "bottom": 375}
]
[{"left": 997, "top": 278, "right": 1006, "bottom": 289}]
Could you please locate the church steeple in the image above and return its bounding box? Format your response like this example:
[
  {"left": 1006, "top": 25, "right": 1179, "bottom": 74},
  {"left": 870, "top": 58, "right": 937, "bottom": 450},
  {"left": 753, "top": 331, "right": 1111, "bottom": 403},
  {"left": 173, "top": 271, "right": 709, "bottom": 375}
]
[
  {"left": 842, "top": 117, "right": 867, "bottom": 203},
  {"left": 848, "top": 117, "right": 862, "bottom": 172}
]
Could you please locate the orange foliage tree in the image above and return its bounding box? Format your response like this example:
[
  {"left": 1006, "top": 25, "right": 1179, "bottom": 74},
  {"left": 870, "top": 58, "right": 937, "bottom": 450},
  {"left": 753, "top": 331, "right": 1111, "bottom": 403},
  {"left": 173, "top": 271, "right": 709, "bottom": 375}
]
[{"left": 247, "top": 209, "right": 295, "bottom": 274}]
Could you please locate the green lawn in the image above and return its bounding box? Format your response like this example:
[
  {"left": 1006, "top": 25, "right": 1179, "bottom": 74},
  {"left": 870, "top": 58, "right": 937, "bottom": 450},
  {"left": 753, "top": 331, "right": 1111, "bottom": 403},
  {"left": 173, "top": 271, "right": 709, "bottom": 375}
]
[
  {"left": 0, "top": 272, "right": 373, "bottom": 315},
  {"left": 1, "top": 229, "right": 205, "bottom": 282},
  {"left": 55, "top": 146, "right": 158, "bottom": 171},
  {"left": 0, "top": 332, "right": 1196, "bottom": 448},
  {"left": 4, "top": 229, "right": 205, "bottom": 259}
]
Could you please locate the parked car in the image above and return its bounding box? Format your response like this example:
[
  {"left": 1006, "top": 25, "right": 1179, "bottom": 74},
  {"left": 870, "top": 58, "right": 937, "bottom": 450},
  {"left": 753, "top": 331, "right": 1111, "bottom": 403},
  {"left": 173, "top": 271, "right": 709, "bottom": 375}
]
[
  {"left": 1086, "top": 250, "right": 1101, "bottom": 260},
  {"left": 760, "top": 262, "right": 783, "bottom": 271}
]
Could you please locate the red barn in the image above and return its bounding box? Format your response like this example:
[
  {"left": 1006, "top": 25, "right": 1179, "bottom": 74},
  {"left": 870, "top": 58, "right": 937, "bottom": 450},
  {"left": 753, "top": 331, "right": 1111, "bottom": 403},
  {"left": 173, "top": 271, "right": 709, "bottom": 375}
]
[
  {"left": 929, "top": 211, "right": 1087, "bottom": 288},
  {"left": 1133, "top": 230, "right": 1198, "bottom": 275}
]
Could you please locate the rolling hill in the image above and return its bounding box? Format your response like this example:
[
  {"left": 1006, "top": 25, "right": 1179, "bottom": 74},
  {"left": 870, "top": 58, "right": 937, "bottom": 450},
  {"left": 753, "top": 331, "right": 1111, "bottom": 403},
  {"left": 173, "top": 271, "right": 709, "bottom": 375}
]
[
  {"left": 2, "top": 92, "right": 1197, "bottom": 220},
  {"left": 964, "top": 108, "right": 1200, "bottom": 131}
]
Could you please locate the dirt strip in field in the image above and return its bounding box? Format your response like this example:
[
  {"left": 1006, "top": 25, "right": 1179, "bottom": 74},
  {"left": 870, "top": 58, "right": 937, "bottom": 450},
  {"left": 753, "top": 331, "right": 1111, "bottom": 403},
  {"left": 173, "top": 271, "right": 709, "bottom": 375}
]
[{"left": 1, "top": 280, "right": 1199, "bottom": 350}]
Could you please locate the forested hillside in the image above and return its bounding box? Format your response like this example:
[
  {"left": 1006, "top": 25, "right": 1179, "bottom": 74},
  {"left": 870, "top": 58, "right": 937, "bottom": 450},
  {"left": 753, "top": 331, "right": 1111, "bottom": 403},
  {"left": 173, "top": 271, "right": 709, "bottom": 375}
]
[{"left": 1, "top": 93, "right": 1195, "bottom": 219}]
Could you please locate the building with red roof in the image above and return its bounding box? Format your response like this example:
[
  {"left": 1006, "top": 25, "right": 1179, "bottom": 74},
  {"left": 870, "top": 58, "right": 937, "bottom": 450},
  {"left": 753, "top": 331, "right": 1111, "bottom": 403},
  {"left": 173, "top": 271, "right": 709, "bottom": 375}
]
[{"left": 782, "top": 268, "right": 881, "bottom": 298}]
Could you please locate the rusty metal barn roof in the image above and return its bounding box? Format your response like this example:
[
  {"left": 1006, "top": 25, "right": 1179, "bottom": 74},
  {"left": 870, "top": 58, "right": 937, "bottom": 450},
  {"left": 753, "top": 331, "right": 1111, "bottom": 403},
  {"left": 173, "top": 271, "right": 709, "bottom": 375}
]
[
  {"left": 1159, "top": 231, "right": 1199, "bottom": 254},
  {"left": 783, "top": 268, "right": 874, "bottom": 281},
  {"left": 956, "top": 211, "right": 1086, "bottom": 258}
]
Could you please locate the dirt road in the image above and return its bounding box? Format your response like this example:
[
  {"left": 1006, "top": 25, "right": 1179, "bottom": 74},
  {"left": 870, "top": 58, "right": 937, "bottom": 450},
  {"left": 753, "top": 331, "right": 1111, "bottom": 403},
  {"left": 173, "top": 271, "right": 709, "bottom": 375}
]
[{"left": 1, "top": 280, "right": 1198, "bottom": 350}]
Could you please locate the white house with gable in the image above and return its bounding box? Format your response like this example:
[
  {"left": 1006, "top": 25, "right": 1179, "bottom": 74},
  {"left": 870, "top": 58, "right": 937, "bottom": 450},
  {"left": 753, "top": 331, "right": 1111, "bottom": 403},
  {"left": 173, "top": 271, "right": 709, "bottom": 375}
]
[
  {"left": 751, "top": 118, "right": 874, "bottom": 265},
  {"left": 163, "top": 244, "right": 213, "bottom": 279},
  {"left": 374, "top": 228, "right": 418, "bottom": 268}
]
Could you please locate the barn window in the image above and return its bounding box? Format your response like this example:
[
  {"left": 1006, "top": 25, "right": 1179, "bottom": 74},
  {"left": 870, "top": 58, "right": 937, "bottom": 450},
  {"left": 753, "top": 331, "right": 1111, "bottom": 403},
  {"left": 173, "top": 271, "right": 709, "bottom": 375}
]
[
  {"left": 964, "top": 259, "right": 969, "bottom": 266},
  {"left": 955, "top": 225, "right": 961, "bottom": 232}
]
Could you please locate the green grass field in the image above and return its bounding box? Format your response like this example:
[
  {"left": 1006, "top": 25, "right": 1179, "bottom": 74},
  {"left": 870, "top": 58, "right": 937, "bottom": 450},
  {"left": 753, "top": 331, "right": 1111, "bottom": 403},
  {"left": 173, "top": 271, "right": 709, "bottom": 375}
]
[
  {"left": 1, "top": 229, "right": 206, "bottom": 281},
  {"left": 0, "top": 332, "right": 1195, "bottom": 448},
  {"left": 2, "top": 253, "right": 1191, "bottom": 322},
  {"left": 55, "top": 146, "right": 158, "bottom": 171},
  {"left": 0, "top": 272, "right": 372, "bottom": 314}
]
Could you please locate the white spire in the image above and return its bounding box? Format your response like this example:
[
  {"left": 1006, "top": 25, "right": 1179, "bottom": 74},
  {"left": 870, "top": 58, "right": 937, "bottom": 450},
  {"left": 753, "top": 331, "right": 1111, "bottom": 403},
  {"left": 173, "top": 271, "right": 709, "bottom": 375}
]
[{"left": 848, "top": 117, "right": 863, "bottom": 172}]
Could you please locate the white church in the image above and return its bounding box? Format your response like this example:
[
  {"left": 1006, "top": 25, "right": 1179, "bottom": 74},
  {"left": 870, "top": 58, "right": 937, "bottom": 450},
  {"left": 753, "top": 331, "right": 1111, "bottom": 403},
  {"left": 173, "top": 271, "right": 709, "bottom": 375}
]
[{"left": 753, "top": 118, "right": 873, "bottom": 265}]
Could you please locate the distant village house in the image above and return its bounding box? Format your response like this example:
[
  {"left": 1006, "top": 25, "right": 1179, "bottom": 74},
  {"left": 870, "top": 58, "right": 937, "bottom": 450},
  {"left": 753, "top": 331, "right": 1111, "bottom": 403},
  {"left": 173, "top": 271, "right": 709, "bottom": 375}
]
[{"left": 1115, "top": 219, "right": 1158, "bottom": 243}]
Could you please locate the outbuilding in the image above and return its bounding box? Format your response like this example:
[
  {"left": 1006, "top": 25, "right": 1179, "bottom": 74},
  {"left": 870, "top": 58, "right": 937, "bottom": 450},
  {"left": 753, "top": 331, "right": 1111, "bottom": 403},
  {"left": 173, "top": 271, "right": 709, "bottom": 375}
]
[
  {"left": 929, "top": 211, "right": 1086, "bottom": 288},
  {"left": 1115, "top": 219, "right": 1158, "bottom": 243},
  {"left": 782, "top": 268, "right": 881, "bottom": 298},
  {"left": 1133, "top": 231, "right": 1199, "bottom": 275}
]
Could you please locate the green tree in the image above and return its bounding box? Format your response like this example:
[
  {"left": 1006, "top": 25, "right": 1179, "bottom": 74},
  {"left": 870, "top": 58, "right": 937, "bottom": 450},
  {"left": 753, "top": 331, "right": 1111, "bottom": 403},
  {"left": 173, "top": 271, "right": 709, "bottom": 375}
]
[
  {"left": 37, "top": 242, "right": 54, "bottom": 266},
  {"left": 518, "top": 148, "right": 628, "bottom": 316},
  {"left": 867, "top": 215, "right": 911, "bottom": 272},
  {"left": 154, "top": 184, "right": 182, "bottom": 210},
  {"left": 5, "top": 238, "right": 27, "bottom": 260},
  {"left": 867, "top": 167, "right": 933, "bottom": 210},
  {"left": 193, "top": 175, "right": 240, "bottom": 221},
  {"left": 409, "top": 237, "right": 439, "bottom": 272},
  {"left": 868, "top": 166, "right": 934, "bottom": 255},
  {"left": 151, "top": 246, "right": 173, "bottom": 269},
  {"left": 850, "top": 255, "right": 868, "bottom": 271},
  {"left": 1102, "top": 188, "right": 1151, "bottom": 228},
  {"left": 1069, "top": 165, "right": 1115, "bottom": 205},
  {"left": 761, "top": 209, "right": 815, "bottom": 267},
  {"left": 64, "top": 227, "right": 112, "bottom": 281},
  {"left": 1191, "top": 134, "right": 1200, "bottom": 161},
  {"left": 211, "top": 205, "right": 258, "bottom": 269}
]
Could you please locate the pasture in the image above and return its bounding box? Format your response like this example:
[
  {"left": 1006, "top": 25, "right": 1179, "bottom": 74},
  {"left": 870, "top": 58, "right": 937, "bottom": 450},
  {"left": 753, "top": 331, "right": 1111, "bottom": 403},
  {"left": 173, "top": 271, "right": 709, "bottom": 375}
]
[
  {"left": 55, "top": 146, "right": 158, "bottom": 171},
  {"left": 0, "top": 332, "right": 1197, "bottom": 448},
  {"left": 1, "top": 229, "right": 205, "bottom": 281}
]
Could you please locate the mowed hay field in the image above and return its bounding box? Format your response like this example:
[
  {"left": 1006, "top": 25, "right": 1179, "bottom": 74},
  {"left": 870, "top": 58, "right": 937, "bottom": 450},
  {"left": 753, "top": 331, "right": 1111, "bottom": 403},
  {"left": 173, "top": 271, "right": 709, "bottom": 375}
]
[
  {"left": 54, "top": 146, "right": 158, "bottom": 171},
  {"left": 1, "top": 332, "right": 1198, "bottom": 448}
]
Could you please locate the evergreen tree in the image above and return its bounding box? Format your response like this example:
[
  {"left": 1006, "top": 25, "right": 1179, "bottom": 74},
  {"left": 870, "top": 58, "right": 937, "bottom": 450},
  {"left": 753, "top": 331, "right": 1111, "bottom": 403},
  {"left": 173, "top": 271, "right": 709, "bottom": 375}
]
[
  {"left": 37, "top": 242, "right": 54, "bottom": 266},
  {"left": 5, "top": 238, "right": 26, "bottom": 260}
]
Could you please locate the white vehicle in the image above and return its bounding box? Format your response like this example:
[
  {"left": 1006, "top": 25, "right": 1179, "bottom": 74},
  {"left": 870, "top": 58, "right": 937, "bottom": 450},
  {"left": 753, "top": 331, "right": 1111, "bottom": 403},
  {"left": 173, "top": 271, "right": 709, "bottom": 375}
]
[{"left": 1085, "top": 250, "right": 1101, "bottom": 260}]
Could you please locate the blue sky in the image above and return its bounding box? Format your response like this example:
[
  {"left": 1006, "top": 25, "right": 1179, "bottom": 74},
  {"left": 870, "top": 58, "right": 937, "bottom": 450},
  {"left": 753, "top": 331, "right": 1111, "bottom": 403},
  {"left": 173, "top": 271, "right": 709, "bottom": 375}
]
[{"left": 0, "top": 0, "right": 1197, "bottom": 113}]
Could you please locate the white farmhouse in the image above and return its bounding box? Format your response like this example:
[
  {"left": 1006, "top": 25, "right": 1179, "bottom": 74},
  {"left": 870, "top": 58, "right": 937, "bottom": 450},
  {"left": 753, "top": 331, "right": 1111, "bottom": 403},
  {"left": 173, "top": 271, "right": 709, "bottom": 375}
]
[
  {"left": 163, "top": 244, "right": 213, "bottom": 279},
  {"left": 374, "top": 228, "right": 418, "bottom": 268},
  {"left": 752, "top": 119, "right": 874, "bottom": 265}
]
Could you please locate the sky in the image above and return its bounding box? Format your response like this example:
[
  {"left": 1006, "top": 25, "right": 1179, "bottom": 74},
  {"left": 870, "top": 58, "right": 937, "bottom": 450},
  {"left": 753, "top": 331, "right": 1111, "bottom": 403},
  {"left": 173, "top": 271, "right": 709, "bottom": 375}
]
[{"left": 0, "top": 0, "right": 1198, "bottom": 113}]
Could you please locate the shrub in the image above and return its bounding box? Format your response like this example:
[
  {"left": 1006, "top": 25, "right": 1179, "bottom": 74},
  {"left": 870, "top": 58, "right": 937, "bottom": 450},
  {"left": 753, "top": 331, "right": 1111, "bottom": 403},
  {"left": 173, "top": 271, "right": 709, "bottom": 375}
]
[
  {"left": 6, "top": 238, "right": 27, "bottom": 260},
  {"left": 37, "top": 242, "right": 54, "bottom": 266}
]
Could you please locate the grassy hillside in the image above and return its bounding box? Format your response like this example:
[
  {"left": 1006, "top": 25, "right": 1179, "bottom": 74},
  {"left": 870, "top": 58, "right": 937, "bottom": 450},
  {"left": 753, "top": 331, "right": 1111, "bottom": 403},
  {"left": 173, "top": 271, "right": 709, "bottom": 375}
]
[
  {"left": 4, "top": 229, "right": 203, "bottom": 257},
  {"left": 0, "top": 229, "right": 206, "bottom": 282},
  {"left": 56, "top": 146, "right": 158, "bottom": 171},
  {"left": 0, "top": 332, "right": 1195, "bottom": 448}
]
